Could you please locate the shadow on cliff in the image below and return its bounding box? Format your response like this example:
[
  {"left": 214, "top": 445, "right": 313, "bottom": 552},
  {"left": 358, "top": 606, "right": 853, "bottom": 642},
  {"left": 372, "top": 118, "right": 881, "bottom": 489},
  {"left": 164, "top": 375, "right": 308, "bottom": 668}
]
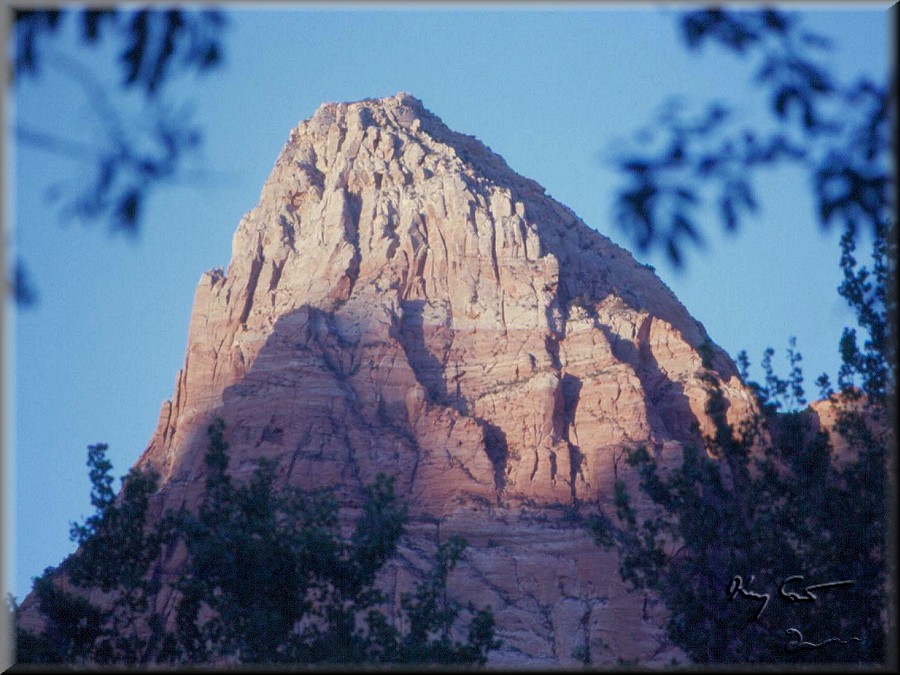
[
  {"left": 598, "top": 321, "right": 706, "bottom": 446},
  {"left": 560, "top": 373, "right": 585, "bottom": 499},
  {"left": 162, "top": 300, "right": 512, "bottom": 516},
  {"left": 398, "top": 299, "right": 509, "bottom": 492},
  {"left": 398, "top": 300, "right": 458, "bottom": 409},
  {"left": 162, "top": 305, "right": 386, "bottom": 514},
  {"left": 524, "top": 211, "right": 730, "bottom": 449}
]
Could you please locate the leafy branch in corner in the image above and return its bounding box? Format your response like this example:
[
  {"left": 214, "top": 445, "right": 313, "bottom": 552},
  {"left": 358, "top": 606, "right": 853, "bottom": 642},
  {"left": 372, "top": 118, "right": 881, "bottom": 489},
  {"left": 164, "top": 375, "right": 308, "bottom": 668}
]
[
  {"left": 9, "top": 7, "right": 228, "bottom": 304},
  {"left": 609, "top": 7, "right": 892, "bottom": 267}
]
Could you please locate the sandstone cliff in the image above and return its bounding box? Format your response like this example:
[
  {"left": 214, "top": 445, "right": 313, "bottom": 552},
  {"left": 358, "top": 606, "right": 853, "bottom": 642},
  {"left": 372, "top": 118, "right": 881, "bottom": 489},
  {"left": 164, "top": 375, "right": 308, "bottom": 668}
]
[{"left": 111, "top": 94, "right": 770, "bottom": 664}]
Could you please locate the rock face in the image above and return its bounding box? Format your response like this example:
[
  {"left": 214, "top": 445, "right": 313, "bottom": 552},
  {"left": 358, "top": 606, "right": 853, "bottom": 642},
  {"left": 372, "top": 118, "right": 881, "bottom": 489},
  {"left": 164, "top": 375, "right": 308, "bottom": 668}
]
[{"left": 131, "top": 93, "right": 761, "bottom": 665}]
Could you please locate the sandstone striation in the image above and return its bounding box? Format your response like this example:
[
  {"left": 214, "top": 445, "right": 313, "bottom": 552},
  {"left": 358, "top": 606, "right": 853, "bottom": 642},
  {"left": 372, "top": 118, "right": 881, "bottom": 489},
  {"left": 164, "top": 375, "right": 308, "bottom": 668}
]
[{"left": 67, "top": 94, "right": 774, "bottom": 664}]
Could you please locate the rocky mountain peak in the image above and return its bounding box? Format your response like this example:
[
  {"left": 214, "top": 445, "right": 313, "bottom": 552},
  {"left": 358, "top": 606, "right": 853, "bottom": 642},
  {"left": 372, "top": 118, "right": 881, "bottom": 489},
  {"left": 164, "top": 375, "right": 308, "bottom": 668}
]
[
  {"left": 303, "top": 91, "right": 531, "bottom": 190},
  {"left": 136, "top": 91, "right": 761, "bottom": 510},
  {"left": 125, "top": 94, "right": 763, "bottom": 664}
]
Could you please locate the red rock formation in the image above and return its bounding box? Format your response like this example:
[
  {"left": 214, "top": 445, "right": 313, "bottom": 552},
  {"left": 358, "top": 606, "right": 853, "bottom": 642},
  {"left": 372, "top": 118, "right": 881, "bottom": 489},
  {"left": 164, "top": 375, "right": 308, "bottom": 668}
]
[{"left": 41, "top": 94, "right": 772, "bottom": 665}]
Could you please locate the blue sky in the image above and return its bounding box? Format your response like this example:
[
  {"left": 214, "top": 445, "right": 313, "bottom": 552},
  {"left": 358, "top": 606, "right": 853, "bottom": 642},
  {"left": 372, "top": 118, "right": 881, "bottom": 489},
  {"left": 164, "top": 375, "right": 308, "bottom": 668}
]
[{"left": 7, "top": 4, "right": 891, "bottom": 602}]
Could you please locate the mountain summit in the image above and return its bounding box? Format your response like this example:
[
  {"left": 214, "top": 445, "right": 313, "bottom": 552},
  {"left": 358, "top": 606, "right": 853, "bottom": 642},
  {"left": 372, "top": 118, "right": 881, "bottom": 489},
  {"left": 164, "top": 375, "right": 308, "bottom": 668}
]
[
  {"left": 120, "top": 94, "right": 764, "bottom": 663},
  {"left": 142, "top": 92, "right": 755, "bottom": 498}
]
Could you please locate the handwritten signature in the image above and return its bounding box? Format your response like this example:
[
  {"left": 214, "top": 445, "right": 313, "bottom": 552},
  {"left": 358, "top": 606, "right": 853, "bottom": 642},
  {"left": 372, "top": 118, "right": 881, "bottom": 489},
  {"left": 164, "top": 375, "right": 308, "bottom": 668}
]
[
  {"left": 779, "top": 575, "right": 855, "bottom": 602},
  {"left": 726, "top": 574, "right": 855, "bottom": 620},
  {"left": 726, "top": 575, "right": 861, "bottom": 652},
  {"left": 784, "top": 628, "right": 861, "bottom": 653},
  {"left": 726, "top": 574, "right": 772, "bottom": 620}
]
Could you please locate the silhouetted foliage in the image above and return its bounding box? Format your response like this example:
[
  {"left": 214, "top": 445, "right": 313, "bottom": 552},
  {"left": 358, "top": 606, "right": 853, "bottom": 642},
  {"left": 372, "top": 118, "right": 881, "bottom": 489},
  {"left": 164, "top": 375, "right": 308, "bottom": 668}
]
[
  {"left": 12, "top": 444, "right": 168, "bottom": 664},
  {"left": 835, "top": 219, "right": 894, "bottom": 402},
  {"left": 589, "top": 9, "right": 895, "bottom": 665},
  {"left": 586, "top": 218, "right": 893, "bottom": 663},
  {"left": 610, "top": 7, "right": 892, "bottom": 267},
  {"left": 598, "top": 10, "right": 894, "bottom": 656},
  {"left": 12, "top": 9, "right": 223, "bottom": 94},
  {"left": 9, "top": 7, "right": 227, "bottom": 303},
  {"left": 13, "top": 421, "right": 500, "bottom": 667}
]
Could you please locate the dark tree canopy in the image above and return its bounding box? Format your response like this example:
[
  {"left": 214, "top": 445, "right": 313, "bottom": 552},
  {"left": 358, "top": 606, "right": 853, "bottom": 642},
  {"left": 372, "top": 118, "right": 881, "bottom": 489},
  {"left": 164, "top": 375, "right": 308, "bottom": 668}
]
[
  {"left": 11, "top": 420, "right": 500, "bottom": 666},
  {"left": 587, "top": 328, "right": 891, "bottom": 663}
]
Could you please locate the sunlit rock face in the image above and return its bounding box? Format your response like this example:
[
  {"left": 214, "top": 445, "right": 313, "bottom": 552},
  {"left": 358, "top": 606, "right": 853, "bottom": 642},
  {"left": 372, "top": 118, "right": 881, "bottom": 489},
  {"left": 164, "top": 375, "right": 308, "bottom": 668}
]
[{"left": 130, "top": 93, "right": 762, "bottom": 665}]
